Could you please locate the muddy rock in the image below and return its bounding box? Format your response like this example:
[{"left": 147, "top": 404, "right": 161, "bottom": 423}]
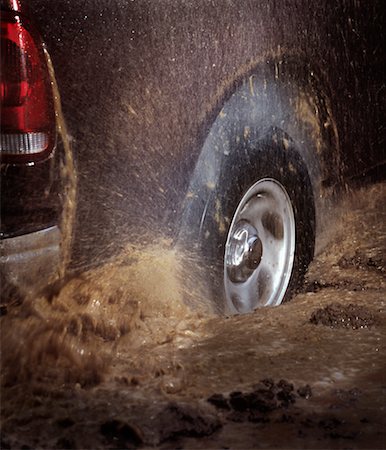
[
  {"left": 309, "top": 303, "right": 377, "bottom": 328},
  {"left": 303, "top": 279, "right": 367, "bottom": 293},
  {"left": 297, "top": 384, "right": 312, "bottom": 399},
  {"left": 329, "top": 387, "right": 362, "bottom": 409},
  {"left": 207, "top": 393, "right": 230, "bottom": 410},
  {"left": 155, "top": 402, "right": 222, "bottom": 444},
  {"left": 100, "top": 419, "right": 144, "bottom": 448},
  {"left": 207, "top": 378, "right": 311, "bottom": 425},
  {"left": 338, "top": 251, "right": 385, "bottom": 274},
  {"left": 55, "top": 437, "right": 76, "bottom": 449}
]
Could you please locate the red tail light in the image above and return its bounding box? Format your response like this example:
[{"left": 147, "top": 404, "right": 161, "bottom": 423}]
[{"left": 0, "top": 11, "right": 55, "bottom": 164}]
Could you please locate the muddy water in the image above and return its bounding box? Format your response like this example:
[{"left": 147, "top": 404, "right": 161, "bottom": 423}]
[{"left": 1, "top": 183, "right": 385, "bottom": 449}]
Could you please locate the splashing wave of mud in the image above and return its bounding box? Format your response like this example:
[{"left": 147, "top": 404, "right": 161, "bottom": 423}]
[
  {"left": 1, "top": 241, "right": 212, "bottom": 388},
  {"left": 1, "top": 183, "right": 385, "bottom": 450}
]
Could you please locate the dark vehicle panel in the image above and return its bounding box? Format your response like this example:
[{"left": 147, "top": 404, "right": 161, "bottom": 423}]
[
  {"left": 0, "top": 0, "right": 66, "bottom": 297},
  {"left": 0, "top": 159, "right": 60, "bottom": 238},
  {"left": 1, "top": 0, "right": 61, "bottom": 237}
]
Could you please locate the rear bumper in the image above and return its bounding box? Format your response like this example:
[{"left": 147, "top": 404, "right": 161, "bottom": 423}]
[{"left": 0, "top": 225, "right": 60, "bottom": 301}]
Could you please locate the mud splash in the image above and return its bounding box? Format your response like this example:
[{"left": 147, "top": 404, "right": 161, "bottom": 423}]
[
  {"left": 1, "top": 241, "right": 212, "bottom": 388},
  {"left": 46, "top": 48, "right": 77, "bottom": 283},
  {"left": 1, "top": 183, "right": 385, "bottom": 449}
]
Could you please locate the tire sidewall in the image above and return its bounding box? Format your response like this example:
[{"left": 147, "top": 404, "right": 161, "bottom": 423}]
[
  {"left": 179, "top": 72, "right": 319, "bottom": 314},
  {"left": 201, "top": 129, "right": 315, "bottom": 313}
]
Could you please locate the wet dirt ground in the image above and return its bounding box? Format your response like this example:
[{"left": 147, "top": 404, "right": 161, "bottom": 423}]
[{"left": 1, "top": 182, "right": 385, "bottom": 449}]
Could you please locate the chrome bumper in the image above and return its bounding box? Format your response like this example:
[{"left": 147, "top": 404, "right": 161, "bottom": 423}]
[{"left": 1, "top": 226, "right": 60, "bottom": 300}]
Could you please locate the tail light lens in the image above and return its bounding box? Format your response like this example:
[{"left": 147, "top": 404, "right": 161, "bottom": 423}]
[{"left": 0, "top": 11, "right": 55, "bottom": 164}]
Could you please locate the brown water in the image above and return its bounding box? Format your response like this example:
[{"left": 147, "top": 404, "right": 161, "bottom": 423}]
[{"left": 1, "top": 183, "right": 385, "bottom": 449}]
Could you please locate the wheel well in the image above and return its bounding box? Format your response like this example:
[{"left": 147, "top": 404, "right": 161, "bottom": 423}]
[
  {"left": 182, "top": 56, "right": 341, "bottom": 246},
  {"left": 195, "top": 56, "right": 341, "bottom": 191}
]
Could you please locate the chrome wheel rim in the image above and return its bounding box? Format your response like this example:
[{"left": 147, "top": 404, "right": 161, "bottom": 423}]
[{"left": 224, "top": 178, "right": 295, "bottom": 313}]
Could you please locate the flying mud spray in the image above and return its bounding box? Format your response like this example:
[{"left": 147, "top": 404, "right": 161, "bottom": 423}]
[
  {"left": 1, "top": 23, "right": 386, "bottom": 450},
  {"left": 1, "top": 54, "right": 214, "bottom": 391}
]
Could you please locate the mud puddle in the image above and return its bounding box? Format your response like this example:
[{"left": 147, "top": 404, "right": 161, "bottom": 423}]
[{"left": 1, "top": 182, "right": 386, "bottom": 449}]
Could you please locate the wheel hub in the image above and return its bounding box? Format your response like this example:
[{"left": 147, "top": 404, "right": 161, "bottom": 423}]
[
  {"left": 226, "top": 220, "right": 263, "bottom": 283},
  {"left": 224, "top": 178, "right": 295, "bottom": 313}
]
